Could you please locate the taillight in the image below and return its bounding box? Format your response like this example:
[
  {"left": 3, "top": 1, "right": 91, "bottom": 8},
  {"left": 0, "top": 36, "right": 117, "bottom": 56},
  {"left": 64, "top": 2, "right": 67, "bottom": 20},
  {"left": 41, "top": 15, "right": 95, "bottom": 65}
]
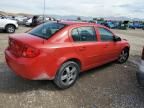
[
  {"left": 8, "top": 38, "right": 23, "bottom": 57},
  {"left": 22, "top": 45, "right": 40, "bottom": 58},
  {"left": 142, "top": 47, "right": 144, "bottom": 60},
  {"left": 8, "top": 38, "right": 40, "bottom": 58}
]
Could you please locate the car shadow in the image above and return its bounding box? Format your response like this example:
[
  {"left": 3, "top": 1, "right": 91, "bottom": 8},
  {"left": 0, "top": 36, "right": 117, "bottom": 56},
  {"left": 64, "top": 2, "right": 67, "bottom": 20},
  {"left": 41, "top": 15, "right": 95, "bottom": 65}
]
[
  {"left": 0, "top": 30, "right": 8, "bottom": 33},
  {"left": 0, "top": 62, "right": 58, "bottom": 94},
  {"left": 0, "top": 61, "right": 115, "bottom": 94},
  {"left": 0, "top": 61, "right": 144, "bottom": 94},
  {"left": 79, "top": 61, "right": 116, "bottom": 78}
]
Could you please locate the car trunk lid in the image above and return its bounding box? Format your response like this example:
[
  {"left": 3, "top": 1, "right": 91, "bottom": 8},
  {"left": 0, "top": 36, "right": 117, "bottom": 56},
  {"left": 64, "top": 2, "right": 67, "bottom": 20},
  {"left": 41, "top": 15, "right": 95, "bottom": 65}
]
[{"left": 8, "top": 33, "right": 44, "bottom": 57}]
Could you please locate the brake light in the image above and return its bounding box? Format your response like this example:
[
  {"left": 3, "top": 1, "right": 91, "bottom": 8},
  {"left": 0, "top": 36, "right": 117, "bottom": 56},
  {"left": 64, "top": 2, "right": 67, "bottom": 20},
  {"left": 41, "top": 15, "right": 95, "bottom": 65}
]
[
  {"left": 22, "top": 45, "right": 40, "bottom": 58},
  {"left": 142, "top": 47, "right": 144, "bottom": 60},
  {"left": 8, "top": 38, "right": 40, "bottom": 58},
  {"left": 9, "top": 38, "right": 23, "bottom": 57}
]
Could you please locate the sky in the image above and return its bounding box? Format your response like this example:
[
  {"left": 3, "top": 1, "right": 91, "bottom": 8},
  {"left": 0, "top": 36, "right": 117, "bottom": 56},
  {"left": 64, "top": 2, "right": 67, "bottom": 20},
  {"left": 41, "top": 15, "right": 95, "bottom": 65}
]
[{"left": 0, "top": 0, "right": 144, "bottom": 18}]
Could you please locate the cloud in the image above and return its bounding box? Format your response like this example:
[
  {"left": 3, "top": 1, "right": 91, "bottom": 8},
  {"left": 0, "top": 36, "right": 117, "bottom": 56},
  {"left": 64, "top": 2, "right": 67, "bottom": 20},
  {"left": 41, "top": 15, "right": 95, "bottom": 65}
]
[
  {"left": 0, "top": 0, "right": 144, "bottom": 18},
  {"left": 119, "top": 4, "right": 144, "bottom": 12},
  {"left": 117, "top": 1, "right": 144, "bottom": 18}
]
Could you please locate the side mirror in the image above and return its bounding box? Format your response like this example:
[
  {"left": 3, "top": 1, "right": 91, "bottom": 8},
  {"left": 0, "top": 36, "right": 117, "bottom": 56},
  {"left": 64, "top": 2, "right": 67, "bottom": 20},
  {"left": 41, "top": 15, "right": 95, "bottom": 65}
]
[{"left": 114, "top": 36, "right": 121, "bottom": 42}]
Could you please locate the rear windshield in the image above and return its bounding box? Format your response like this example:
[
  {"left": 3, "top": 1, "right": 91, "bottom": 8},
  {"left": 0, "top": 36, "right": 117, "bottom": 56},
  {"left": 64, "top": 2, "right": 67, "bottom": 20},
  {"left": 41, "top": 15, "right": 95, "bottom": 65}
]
[{"left": 28, "top": 22, "right": 66, "bottom": 39}]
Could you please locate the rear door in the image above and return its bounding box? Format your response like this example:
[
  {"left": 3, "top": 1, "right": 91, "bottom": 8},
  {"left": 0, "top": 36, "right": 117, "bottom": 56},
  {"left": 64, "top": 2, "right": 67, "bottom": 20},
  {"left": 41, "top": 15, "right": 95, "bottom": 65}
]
[{"left": 70, "top": 26, "right": 106, "bottom": 70}]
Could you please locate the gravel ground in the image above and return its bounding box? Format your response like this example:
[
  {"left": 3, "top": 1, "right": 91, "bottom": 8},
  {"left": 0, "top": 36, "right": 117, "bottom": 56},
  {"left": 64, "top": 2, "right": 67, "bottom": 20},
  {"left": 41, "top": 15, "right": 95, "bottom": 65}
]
[{"left": 0, "top": 27, "right": 144, "bottom": 108}]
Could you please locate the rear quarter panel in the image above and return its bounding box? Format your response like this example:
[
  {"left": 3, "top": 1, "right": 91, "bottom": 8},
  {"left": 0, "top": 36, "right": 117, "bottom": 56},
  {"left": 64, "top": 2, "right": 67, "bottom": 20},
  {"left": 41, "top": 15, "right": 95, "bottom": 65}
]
[{"left": 53, "top": 43, "right": 84, "bottom": 68}]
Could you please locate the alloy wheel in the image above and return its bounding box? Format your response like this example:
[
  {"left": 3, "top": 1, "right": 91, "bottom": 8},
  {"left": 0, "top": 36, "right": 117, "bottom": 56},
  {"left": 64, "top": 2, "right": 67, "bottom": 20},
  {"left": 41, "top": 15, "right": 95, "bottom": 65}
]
[
  {"left": 61, "top": 65, "right": 77, "bottom": 86},
  {"left": 118, "top": 50, "right": 129, "bottom": 63},
  {"left": 8, "top": 26, "right": 15, "bottom": 33}
]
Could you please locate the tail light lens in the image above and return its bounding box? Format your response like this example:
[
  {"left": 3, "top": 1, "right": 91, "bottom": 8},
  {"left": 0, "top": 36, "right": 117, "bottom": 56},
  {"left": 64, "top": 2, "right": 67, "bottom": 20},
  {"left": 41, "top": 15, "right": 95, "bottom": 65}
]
[
  {"left": 8, "top": 38, "right": 23, "bottom": 57},
  {"left": 22, "top": 46, "right": 40, "bottom": 58},
  {"left": 142, "top": 47, "right": 144, "bottom": 60},
  {"left": 9, "top": 38, "right": 40, "bottom": 58}
]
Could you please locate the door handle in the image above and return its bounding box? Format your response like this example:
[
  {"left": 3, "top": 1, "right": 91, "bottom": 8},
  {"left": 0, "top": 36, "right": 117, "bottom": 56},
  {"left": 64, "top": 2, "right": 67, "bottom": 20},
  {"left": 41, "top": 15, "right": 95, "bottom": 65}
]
[{"left": 79, "top": 46, "right": 86, "bottom": 51}]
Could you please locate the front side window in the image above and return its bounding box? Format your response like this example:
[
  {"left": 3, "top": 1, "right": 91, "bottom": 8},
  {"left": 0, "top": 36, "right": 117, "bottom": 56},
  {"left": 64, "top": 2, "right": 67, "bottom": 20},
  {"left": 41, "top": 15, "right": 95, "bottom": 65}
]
[
  {"left": 99, "top": 28, "right": 114, "bottom": 41},
  {"left": 28, "top": 22, "right": 66, "bottom": 39},
  {"left": 71, "top": 26, "right": 97, "bottom": 42}
]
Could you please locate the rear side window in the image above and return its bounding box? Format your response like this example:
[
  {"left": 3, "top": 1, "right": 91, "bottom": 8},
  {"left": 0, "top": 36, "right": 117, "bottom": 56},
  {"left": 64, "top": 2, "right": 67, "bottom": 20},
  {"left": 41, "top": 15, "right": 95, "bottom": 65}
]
[
  {"left": 28, "top": 22, "right": 66, "bottom": 39},
  {"left": 72, "top": 29, "right": 80, "bottom": 41},
  {"left": 71, "top": 27, "right": 97, "bottom": 42},
  {"left": 98, "top": 28, "right": 114, "bottom": 41}
]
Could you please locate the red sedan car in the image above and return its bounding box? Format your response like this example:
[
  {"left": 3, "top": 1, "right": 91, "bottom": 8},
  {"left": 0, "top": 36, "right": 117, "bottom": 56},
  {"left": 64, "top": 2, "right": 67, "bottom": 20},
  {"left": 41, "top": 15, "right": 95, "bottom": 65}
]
[{"left": 5, "top": 22, "right": 130, "bottom": 89}]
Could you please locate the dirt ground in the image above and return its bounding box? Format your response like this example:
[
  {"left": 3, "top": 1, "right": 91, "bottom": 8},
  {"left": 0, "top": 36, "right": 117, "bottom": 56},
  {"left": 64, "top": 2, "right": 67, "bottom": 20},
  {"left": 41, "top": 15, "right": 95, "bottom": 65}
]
[{"left": 0, "top": 27, "right": 144, "bottom": 108}]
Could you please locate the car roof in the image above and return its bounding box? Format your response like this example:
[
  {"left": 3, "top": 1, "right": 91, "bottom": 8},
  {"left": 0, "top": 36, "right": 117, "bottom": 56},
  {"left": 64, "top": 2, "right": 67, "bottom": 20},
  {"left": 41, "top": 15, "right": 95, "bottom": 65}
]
[{"left": 59, "top": 21, "right": 103, "bottom": 27}]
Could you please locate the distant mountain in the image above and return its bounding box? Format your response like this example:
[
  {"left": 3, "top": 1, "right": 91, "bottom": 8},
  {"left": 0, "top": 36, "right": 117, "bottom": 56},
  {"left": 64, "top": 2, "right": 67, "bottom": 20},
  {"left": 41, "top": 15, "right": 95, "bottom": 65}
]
[
  {"left": 48, "top": 15, "right": 93, "bottom": 20},
  {"left": 47, "top": 15, "right": 144, "bottom": 21},
  {"left": 16, "top": 13, "right": 33, "bottom": 16},
  {"left": 0, "top": 11, "right": 7, "bottom": 16},
  {"left": 0, "top": 11, "right": 32, "bottom": 16}
]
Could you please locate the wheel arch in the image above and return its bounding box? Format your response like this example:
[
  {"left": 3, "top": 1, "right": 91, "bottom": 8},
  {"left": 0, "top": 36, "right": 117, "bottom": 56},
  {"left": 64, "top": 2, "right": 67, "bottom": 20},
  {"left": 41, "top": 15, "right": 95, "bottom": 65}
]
[
  {"left": 57, "top": 56, "right": 83, "bottom": 72},
  {"left": 64, "top": 58, "right": 82, "bottom": 69},
  {"left": 123, "top": 46, "right": 130, "bottom": 51},
  {"left": 5, "top": 24, "right": 16, "bottom": 29}
]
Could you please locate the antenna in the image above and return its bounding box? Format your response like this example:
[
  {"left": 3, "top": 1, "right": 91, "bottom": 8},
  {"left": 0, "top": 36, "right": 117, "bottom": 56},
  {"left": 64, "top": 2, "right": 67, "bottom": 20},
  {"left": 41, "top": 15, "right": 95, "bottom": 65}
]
[
  {"left": 42, "top": 0, "right": 46, "bottom": 44},
  {"left": 43, "top": 0, "right": 46, "bottom": 22}
]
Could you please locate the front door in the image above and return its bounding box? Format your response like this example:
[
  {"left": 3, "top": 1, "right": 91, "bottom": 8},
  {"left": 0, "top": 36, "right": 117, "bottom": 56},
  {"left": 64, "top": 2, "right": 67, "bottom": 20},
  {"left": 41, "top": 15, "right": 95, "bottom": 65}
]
[{"left": 97, "top": 27, "right": 120, "bottom": 62}]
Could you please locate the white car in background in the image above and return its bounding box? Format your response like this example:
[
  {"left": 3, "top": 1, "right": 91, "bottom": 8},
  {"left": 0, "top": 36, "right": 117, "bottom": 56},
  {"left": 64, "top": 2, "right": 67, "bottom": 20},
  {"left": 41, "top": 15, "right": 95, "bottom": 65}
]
[
  {"left": 25, "top": 18, "right": 32, "bottom": 26},
  {"left": 137, "top": 47, "right": 144, "bottom": 86},
  {"left": 15, "top": 16, "right": 28, "bottom": 25},
  {"left": 0, "top": 18, "right": 18, "bottom": 33},
  {"left": 25, "top": 16, "right": 56, "bottom": 27}
]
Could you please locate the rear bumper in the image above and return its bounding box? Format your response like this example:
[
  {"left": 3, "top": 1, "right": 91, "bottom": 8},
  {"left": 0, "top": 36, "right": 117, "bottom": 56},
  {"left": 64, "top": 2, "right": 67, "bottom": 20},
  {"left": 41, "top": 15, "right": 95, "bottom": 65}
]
[{"left": 5, "top": 50, "right": 54, "bottom": 80}]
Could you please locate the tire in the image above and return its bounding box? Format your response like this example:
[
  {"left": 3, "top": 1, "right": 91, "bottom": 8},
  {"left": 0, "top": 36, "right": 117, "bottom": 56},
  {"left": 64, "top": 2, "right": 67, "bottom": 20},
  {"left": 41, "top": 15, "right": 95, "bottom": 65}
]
[
  {"left": 117, "top": 48, "right": 129, "bottom": 64},
  {"left": 137, "top": 78, "right": 144, "bottom": 87},
  {"left": 136, "top": 72, "right": 144, "bottom": 87},
  {"left": 54, "top": 61, "right": 80, "bottom": 89},
  {"left": 5, "top": 25, "right": 16, "bottom": 33}
]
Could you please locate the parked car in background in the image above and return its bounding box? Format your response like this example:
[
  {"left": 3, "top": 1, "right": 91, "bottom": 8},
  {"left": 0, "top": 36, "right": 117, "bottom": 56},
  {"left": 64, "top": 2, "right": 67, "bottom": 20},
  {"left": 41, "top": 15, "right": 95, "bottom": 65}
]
[
  {"left": 0, "top": 17, "right": 18, "bottom": 33},
  {"left": 5, "top": 22, "right": 130, "bottom": 89},
  {"left": 0, "top": 15, "right": 7, "bottom": 19},
  {"left": 15, "top": 16, "right": 28, "bottom": 25},
  {"left": 129, "top": 22, "right": 144, "bottom": 29},
  {"left": 25, "top": 16, "right": 41, "bottom": 27},
  {"left": 137, "top": 47, "right": 144, "bottom": 86},
  {"left": 31, "top": 16, "right": 39, "bottom": 27},
  {"left": 25, "top": 16, "right": 56, "bottom": 27},
  {"left": 25, "top": 18, "right": 32, "bottom": 26},
  {"left": 116, "top": 21, "right": 129, "bottom": 30},
  {"left": 35, "top": 16, "right": 56, "bottom": 25},
  {"left": 103, "top": 21, "right": 116, "bottom": 29},
  {"left": 5, "top": 16, "right": 17, "bottom": 21}
]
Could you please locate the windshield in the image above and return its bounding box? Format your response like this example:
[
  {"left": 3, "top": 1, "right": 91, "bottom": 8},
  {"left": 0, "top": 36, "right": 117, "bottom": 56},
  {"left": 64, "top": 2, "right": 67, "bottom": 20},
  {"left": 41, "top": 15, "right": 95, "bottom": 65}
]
[{"left": 28, "top": 22, "right": 66, "bottom": 39}]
